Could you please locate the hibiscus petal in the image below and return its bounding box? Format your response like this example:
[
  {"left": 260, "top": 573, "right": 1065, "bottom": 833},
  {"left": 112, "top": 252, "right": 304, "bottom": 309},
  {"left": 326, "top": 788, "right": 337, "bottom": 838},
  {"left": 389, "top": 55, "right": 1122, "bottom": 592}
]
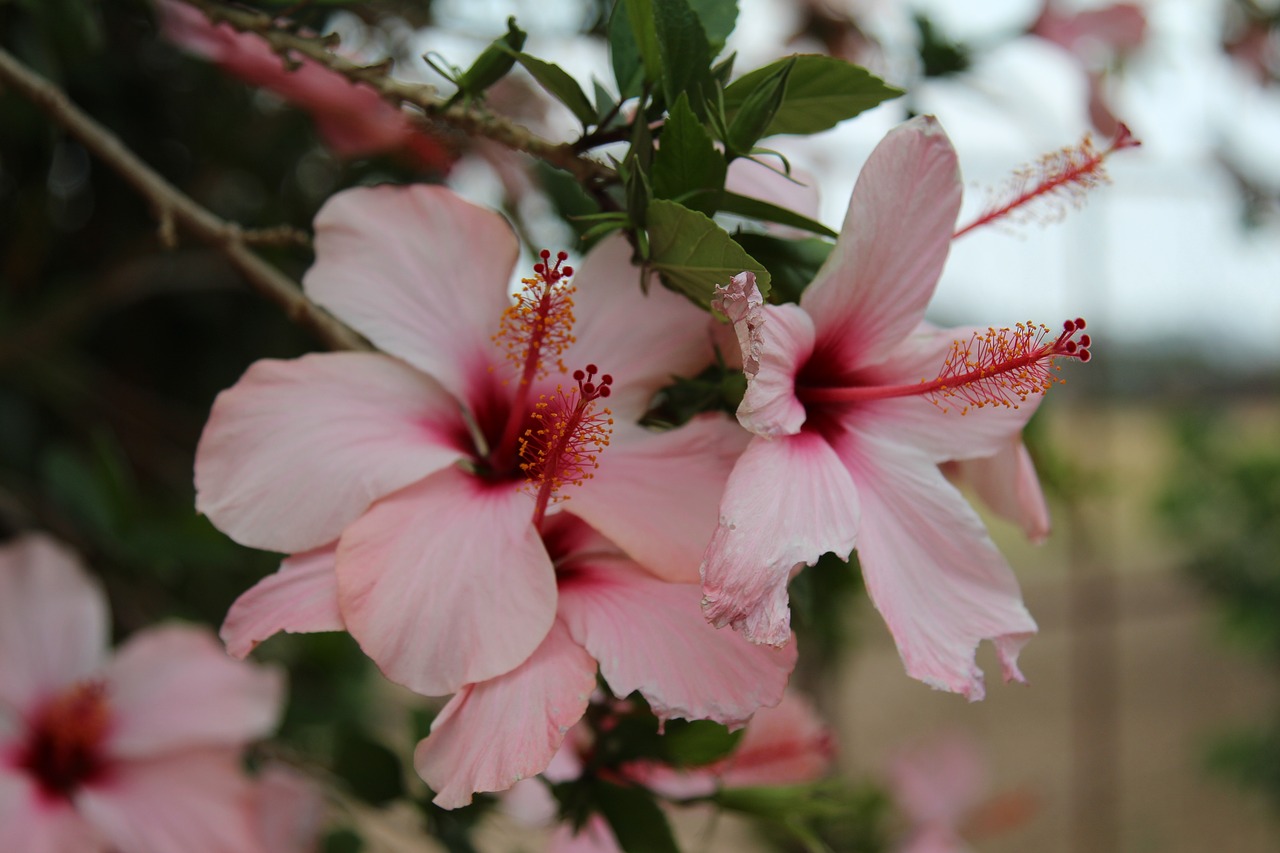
[
  {"left": 565, "top": 236, "right": 716, "bottom": 421},
  {"left": 945, "top": 440, "right": 1051, "bottom": 544},
  {"left": 718, "top": 691, "right": 834, "bottom": 788},
  {"left": 838, "top": 433, "right": 1037, "bottom": 700},
  {"left": 103, "top": 625, "right": 283, "bottom": 759},
  {"left": 76, "top": 748, "right": 265, "bottom": 853},
  {"left": 549, "top": 814, "right": 622, "bottom": 853},
  {"left": 571, "top": 416, "right": 749, "bottom": 584},
  {"left": 0, "top": 535, "right": 108, "bottom": 713},
  {"left": 801, "top": 116, "right": 962, "bottom": 372},
  {"left": 736, "top": 303, "right": 815, "bottom": 438},
  {"left": 559, "top": 559, "right": 795, "bottom": 729},
  {"left": 336, "top": 469, "right": 557, "bottom": 695},
  {"left": 414, "top": 620, "right": 595, "bottom": 809},
  {"left": 701, "top": 432, "right": 860, "bottom": 646},
  {"left": 303, "top": 185, "right": 517, "bottom": 401},
  {"left": 195, "top": 352, "right": 466, "bottom": 554},
  {"left": 0, "top": 767, "right": 106, "bottom": 853},
  {"left": 221, "top": 546, "right": 344, "bottom": 660}
]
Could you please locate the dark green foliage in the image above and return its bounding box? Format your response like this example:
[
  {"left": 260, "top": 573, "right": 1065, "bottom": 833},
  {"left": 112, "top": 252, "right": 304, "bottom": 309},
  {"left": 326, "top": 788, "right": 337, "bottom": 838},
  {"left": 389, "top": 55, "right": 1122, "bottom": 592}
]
[
  {"left": 913, "top": 13, "right": 970, "bottom": 78},
  {"left": 723, "top": 54, "right": 902, "bottom": 137}
]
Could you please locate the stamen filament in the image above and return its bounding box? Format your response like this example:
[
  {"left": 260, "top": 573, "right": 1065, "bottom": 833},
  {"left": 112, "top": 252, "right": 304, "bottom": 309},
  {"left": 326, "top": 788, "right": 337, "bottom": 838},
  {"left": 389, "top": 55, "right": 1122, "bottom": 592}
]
[
  {"left": 954, "top": 126, "right": 1140, "bottom": 239},
  {"left": 523, "top": 365, "right": 613, "bottom": 527},
  {"left": 797, "top": 319, "right": 1090, "bottom": 413},
  {"left": 490, "top": 250, "right": 576, "bottom": 472}
]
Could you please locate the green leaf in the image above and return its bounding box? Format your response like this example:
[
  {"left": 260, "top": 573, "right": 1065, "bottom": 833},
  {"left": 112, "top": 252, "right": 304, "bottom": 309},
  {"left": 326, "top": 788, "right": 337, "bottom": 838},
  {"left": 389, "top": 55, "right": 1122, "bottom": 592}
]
[
  {"left": 608, "top": 0, "right": 647, "bottom": 99},
  {"left": 724, "top": 54, "right": 902, "bottom": 137},
  {"left": 452, "top": 17, "right": 527, "bottom": 102},
  {"left": 662, "top": 719, "right": 744, "bottom": 767},
  {"left": 732, "top": 233, "right": 831, "bottom": 303},
  {"left": 595, "top": 781, "right": 681, "bottom": 853},
  {"left": 508, "top": 51, "right": 596, "bottom": 124},
  {"left": 687, "top": 0, "right": 738, "bottom": 53},
  {"left": 716, "top": 189, "right": 837, "bottom": 238},
  {"left": 646, "top": 199, "right": 770, "bottom": 305},
  {"left": 322, "top": 829, "right": 364, "bottom": 853},
  {"left": 626, "top": 0, "right": 663, "bottom": 84},
  {"left": 652, "top": 0, "right": 714, "bottom": 112},
  {"left": 652, "top": 93, "right": 725, "bottom": 214},
  {"left": 725, "top": 57, "right": 792, "bottom": 157},
  {"left": 593, "top": 79, "right": 620, "bottom": 123}
]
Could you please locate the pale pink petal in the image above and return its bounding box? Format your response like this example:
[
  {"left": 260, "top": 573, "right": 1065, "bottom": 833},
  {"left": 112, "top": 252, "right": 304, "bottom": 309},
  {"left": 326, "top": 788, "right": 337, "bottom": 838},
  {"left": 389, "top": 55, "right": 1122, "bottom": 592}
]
[
  {"left": 0, "top": 535, "right": 108, "bottom": 712},
  {"left": 195, "top": 352, "right": 465, "bottom": 554},
  {"left": 564, "top": 236, "right": 716, "bottom": 420},
  {"left": 303, "top": 186, "right": 517, "bottom": 401},
  {"left": 800, "top": 116, "right": 962, "bottom": 372},
  {"left": 77, "top": 748, "right": 265, "bottom": 853},
  {"left": 501, "top": 776, "right": 559, "bottom": 826},
  {"left": 836, "top": 433, "right": 1036, "bottom": 700},
  {"left": 550, "top": 814, "right": 623, "bottom": 853},
  {"left": 718, "top": 691, "right": 834, "bottom": 788},
  {"left": 571, "top": 416, "right": 749, "bottom": 584},
  {"left": 414, "top": 620, "right": 595, "bottom": 809},
  {"left": 103, "top": 625, "right": 283, "bottom": 759},
  {"left": 336, "top": 469, "right": 557, "bottom": 695},
  {"left": 558, "top": 560, "right": 795, "bottom": 729},
  {"left": 736, "top": 303, "right": 815, "bottom": 438},
  {"left": 255, "top": 764, "right": 326, "bottom": 853},
  {"left": 0, "top": 767, "right": 107, "bottom": 853},
  {"left": 945, "top": 441, "right": 1051, "bottom": 544},
  {"left": 221, "top": 546, "right": 344, "bottom": 659},
  {"left": 619, "top": 761, "right": 717, "bottom": 800},
  {"left": 701, "top": 432, "right": 860, "bottom": 646}
]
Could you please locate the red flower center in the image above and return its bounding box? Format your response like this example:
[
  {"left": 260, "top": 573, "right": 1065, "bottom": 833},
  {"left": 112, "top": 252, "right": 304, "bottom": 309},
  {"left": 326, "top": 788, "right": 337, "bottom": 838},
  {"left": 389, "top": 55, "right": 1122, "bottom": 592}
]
[{"left": 16, "top": 681, "right": 113, "bottom": 801}]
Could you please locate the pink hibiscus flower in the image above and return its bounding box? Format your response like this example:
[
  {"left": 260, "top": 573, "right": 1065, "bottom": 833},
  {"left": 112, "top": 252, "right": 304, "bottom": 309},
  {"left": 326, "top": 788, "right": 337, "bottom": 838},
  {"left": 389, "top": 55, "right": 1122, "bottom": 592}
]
[
  {"left": 156, "top": 0, "right": 454, "bottom": 171},
  {"left": 505, "top": 690, "right": 832, "bottom": 852},
  {"left": 197, "top": 184, "right": 750, "bottom": 700},
  {"left": 0, "top": 534, "right": 284, "bottom": 853},
  {"left": 415, "top": 513, "right": 796, "bottom": 808},
  {"left": 701, "top": 116, "right": 1091, "bottom": 699}
]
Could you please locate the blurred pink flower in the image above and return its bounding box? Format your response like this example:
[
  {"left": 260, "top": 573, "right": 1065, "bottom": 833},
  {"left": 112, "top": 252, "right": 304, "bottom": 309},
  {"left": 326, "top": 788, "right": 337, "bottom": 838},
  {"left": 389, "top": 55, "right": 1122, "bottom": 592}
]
[
  {"left": 1030, "top": 2, "right": 1147, "bottom": 136},
  {"left": 254, "top": 764, "right": 326, "bottom": 853},
  {"left": 887, "top": 732, "right": 1036, "bottom": 853},
  {"left": 0, "top": 534, "right": 284, "bottom": 853},
  {"left": 506, "top": 690, "right": 832, "bottom": 852},
  {"left": 888, "top": 734, "right": 986, "bottom": 853},
  {"left": 702, "top": 116, "right": 1089, "bottom": 699},
  {"left": 156, "top": 0, "right": 454, "bottom": 171},
  {"left": 199, "top": 184, "right": 750, "bottom": 701}
]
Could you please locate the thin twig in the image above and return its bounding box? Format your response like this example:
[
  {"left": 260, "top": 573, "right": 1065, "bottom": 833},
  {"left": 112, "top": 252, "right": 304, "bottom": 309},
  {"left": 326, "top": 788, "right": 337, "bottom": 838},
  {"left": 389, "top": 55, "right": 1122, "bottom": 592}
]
[
  {"left": 181, "top": 0, "right": 617, "bottom": 190},
  {"left": 0, "top": 46, "right": 365, "bottom": 351}
]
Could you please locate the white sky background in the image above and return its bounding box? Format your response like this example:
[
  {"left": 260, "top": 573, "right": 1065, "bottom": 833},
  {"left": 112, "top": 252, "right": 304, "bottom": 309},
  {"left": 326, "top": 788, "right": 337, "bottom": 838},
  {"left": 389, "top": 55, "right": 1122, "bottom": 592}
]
[{"left": 397, "top": 0, "right": 1280, "bottom": 368}]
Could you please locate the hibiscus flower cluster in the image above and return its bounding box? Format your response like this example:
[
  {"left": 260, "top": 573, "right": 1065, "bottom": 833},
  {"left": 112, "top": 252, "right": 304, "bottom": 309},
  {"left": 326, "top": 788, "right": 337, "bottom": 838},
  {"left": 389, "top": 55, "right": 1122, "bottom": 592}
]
[{"left": 192, "top": 115, "right": 1088, "bottom": 810}]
